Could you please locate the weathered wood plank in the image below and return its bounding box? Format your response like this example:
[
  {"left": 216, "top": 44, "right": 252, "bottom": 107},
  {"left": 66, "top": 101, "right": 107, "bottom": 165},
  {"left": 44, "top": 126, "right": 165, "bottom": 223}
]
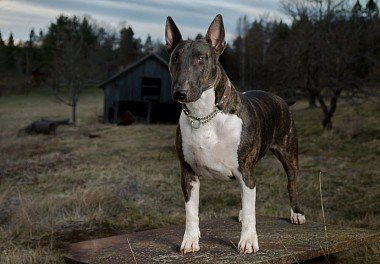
[{"left": 64, "top": 216, "right": 380, "bottom": 264}]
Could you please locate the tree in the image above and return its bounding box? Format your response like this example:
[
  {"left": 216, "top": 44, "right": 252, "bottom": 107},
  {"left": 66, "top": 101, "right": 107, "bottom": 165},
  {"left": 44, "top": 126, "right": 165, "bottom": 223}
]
[
  {"left": 264, "top": 21, "right": 296, "bottom": 98},
  {"left": 364, "top": 0, "right": 379, "bottom": 19},
  {"left": 352, "top": 0, "right": 362, "bottom": 17},
  {"left": 0, "top": 31, "right": 5, "bottom": 74},
  {"left": 280, "top": 0, "right": 377, "bottom": 129},
  {"left": 118, "top": 26, "right": 141, "bottom": 65},
  {"left": 236, "top": 16, "right": 249, "bottom": 89},
  {"left": 43, "top": 15, "right": 98, "bottom": 125},
  {"left": 5, "top": 33, "right": 16, "bottom": 70},
  {"left": 287, "top": 13, "right": 321, "bottom": 108},
  {"left": 143, "top": 34, "right": 154, "bottom": 54},
  {"left": 153, "top": 40, "right": 169, "bottom": 62},
  {"left": 25, "top": 29, "right": 37, "bottom": 75},
  {"left": 195, "top": 33, "right": 203, "bottom": 40},
  {"left": 0, "top": 31, "right": 4, "bottom": 47},
  {"left": 7, "top": 33, "right": 14, "bottom": 47},
  {"left": 38, "top": 29, "right": 44, "bottom": 44},
  {"left": 315, "top": 18, "right": 371, "bottom": 129},
  {"left": 96, "top": 27, "right": 118, "bottom": 78},
  {"left": 228, "top": 0, "right": 377, "bottom": 129}
]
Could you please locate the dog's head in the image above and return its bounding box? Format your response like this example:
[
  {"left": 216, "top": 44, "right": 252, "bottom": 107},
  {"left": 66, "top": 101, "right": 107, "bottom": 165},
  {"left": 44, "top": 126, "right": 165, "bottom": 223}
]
[{"left": 165, "top": 14, "right": 226, "bottom": 103}]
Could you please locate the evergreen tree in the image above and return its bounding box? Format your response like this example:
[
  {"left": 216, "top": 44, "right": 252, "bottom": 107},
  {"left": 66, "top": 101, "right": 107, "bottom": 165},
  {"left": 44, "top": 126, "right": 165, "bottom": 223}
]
[
  {"left": 5, "top": 33, "right": 16, "bottom": 69},
  {"left": 80, "top": 17, "right": 97, "bottom": 54},
  {"left": 25, "top": 29, "right": 37, "bottom": 75},
  {"left": 38, "top": 29, "right": 44, "bottom": 43},
  {"left": 143, "top": 34, "right": 154, "bottom": 54},
  {"left": 0, "top": 31, "right": 5, "bottom": 73},
  {"left": 153, "top": 40, "right": 169, "bottom": 62},
  {"left": 352, "top": 0, "right": 363, "bottom": 17},
  {"left": 195, "top": 33, "right": 203, "bottom": 40},
  {"left": 119, "top": 26, "right": 141, "bottom": 65},
  {"left": 7, "top": 33, "right": 14, "bottom": 47},
  {"left": 365, "top": 0, "right": 379, "bottom": 19},
  {"left": 0, "top": 31, "right": 4, "bottom": 47},
  {"left": 27, "top": 29, "right": 36, "bottom": 49},
  {"left": 97, "top": 28, "right": 118, "bottom": 78}
]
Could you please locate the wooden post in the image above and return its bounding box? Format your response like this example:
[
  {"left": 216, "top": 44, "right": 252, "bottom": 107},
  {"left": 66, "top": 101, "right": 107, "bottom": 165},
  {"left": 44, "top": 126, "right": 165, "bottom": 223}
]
[{"left": 147, "top": 101, "right": 152, "bottom": 124}]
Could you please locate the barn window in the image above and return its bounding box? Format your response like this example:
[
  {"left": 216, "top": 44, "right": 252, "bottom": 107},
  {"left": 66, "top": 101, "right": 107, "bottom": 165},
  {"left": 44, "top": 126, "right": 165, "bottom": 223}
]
[{"left": 141, "top": 77, "right": 161, "bottom": 99}]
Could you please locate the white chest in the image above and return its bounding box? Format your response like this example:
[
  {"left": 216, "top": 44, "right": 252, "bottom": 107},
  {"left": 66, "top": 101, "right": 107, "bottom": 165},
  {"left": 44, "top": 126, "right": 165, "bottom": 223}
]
[{"left": 179, "top": 111, "right": 242, "bottom": 180}]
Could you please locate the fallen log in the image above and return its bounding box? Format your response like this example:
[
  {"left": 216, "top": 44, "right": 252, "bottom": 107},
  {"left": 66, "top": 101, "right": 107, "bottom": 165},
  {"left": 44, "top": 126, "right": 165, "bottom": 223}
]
[{"left": 22, "top": 119, "right": 70, "bottom": 135}]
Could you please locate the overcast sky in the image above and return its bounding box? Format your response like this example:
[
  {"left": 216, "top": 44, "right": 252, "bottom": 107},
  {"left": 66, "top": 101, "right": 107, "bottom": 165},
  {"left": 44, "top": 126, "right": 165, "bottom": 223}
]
[{"left": 0, "top": 0, "right": 288, "bottom": 42}]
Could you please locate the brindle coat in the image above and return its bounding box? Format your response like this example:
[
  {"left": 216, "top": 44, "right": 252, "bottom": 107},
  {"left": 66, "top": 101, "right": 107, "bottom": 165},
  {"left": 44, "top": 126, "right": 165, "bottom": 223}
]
[{"left": 168, "top": 15, "right": 303, "bottom": 216}]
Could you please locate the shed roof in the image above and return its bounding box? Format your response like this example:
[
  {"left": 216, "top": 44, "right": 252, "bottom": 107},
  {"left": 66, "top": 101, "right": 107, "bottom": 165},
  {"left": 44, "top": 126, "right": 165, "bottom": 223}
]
[{"left": 99, "top": 52, "right": 169, "bottom": 88}]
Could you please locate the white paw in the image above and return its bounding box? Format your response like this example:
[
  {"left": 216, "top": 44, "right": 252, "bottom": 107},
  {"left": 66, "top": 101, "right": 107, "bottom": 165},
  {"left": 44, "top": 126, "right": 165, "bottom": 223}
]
[
  {"left": 238, "top": 229, "right": 259, "bottom": 254},
  {"left": 180, "top": 230, "right": 201, "bottom": 254},
  {"left": 238, "top": 210, "right": 242, "bottom": 222},
  {"left": 291, "top": 209, "right": 306, "bottom": 225}
]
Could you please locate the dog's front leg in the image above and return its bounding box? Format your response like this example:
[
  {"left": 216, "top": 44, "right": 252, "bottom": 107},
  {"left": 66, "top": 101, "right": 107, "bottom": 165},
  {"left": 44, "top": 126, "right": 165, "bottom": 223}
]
[
  {"left": 238, "top": 176, "right": 259, "bottom": 254},
  {"left": 180, "top": 167, "right": 200, "bottom": 254}
]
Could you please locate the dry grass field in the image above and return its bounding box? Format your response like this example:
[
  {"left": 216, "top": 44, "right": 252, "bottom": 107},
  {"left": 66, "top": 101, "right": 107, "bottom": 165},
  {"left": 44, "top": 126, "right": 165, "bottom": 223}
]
[{"left": 0, "top": 88, "right": 379, "bottom": 263}]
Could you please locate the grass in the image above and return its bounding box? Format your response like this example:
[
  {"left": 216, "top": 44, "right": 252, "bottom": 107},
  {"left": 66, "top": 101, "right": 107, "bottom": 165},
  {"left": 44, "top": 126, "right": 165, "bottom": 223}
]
[{"left": 0, "top": 88, "right": 379, "bottom": 263}]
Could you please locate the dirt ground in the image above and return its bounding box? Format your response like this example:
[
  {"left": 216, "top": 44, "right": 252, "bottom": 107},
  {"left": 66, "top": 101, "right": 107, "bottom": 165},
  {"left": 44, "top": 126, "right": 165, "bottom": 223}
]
[{"left": 0, "top": 89, "right": 379, "bottom": 263}]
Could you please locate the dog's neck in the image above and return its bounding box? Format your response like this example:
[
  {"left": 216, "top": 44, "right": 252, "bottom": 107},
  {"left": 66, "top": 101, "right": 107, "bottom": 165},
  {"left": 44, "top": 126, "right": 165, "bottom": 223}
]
[
  {"left": 185, "top": 88, "right": 216, "bottom": 117},
  {"left": 184, "top": 64, "right": 231, "bottom": 117}
]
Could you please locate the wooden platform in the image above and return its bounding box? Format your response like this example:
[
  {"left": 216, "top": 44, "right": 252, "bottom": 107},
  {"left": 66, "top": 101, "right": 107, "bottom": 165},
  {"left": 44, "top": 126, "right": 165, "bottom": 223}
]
[{"left": 64, "top": 216, "right": 380, "bottom": 263}]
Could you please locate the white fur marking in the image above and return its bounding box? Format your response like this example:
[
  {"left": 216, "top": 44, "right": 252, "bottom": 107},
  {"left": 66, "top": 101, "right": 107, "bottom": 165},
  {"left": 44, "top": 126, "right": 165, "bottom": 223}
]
[
  {"left": 180, "top": 89, "right": 243, "bottom": 181},
  {"left": 291, "top": 208, "right": 306, "bottom": 225},
  {"left": 238, "top": 181, "right": 259, "bottom": 254},
  {"left": 181, "top": 180, "right": 201, "bottom": 254}
]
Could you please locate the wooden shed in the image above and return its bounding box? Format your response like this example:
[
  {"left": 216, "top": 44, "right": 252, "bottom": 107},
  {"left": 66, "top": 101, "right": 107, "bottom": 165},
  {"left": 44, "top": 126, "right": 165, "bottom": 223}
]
[{"left": 99, "top": 53, "right": 180, "bottom": 124}]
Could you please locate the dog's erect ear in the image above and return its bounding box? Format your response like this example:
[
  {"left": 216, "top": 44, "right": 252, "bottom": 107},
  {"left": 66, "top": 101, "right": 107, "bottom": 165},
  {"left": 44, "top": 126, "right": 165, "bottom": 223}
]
[
  {"left": 165, "top": 16, "right": 182, "bottom": 55},
  {"left": 205, "top": 14, "right": 226, "bottom": 54}
]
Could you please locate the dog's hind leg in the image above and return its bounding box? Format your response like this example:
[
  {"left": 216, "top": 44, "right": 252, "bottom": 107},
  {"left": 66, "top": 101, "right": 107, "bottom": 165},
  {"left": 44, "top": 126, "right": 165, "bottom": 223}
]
[
  {"left": 271, "top": 137, "right": 306, "bottom": 225},
  {"left": 237, "top": 170, "right": 259, "bottom": 254}
]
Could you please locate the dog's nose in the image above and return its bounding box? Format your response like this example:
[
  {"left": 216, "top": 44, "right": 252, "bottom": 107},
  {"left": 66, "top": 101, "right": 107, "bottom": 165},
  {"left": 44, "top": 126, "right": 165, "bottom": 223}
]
[{"left": 173, "top": 91, "right": 187, "bottom": 101}]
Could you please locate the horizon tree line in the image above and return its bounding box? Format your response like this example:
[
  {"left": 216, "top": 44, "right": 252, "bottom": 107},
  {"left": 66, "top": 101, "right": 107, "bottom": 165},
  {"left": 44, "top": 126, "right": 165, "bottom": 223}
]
[{"left": 0, "top": 0, "right": 379, "bottom": 129}]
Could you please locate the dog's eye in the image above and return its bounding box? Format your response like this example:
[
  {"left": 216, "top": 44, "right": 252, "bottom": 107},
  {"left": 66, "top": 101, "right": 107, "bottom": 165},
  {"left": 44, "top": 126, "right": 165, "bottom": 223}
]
[
  {"left": 172, "top": 55, "right": 178, "bottom": 62},
  {"left": 198, "top": 56, "right": 204, "bottom": 62}
]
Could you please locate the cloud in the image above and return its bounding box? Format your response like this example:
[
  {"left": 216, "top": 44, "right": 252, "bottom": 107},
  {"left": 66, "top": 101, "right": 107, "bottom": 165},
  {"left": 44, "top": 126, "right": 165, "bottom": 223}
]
[
  {"left": 0, "top": 0, "right": 286, "bottom": 42},
  {"left": 0, "top": 0, "right": 64, "bottom": 40}
]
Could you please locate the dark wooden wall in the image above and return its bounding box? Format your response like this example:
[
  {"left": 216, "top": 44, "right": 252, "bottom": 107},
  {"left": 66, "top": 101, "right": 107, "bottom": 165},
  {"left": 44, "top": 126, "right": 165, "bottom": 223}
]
[{"left": 103, "top": 56, "right": 173, "bottom": 123}]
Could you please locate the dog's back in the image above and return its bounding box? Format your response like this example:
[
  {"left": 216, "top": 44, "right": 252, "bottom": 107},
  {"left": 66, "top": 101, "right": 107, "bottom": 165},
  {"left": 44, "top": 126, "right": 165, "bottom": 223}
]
[
  {"left": 243, "top": 89, "right": 292, "bottom": 121},
  {"left": 243, "top": 90, "right": 295, "bottom": 105},
  {"left": 239, "top": 90, "right": 296, "bottom": 154}
]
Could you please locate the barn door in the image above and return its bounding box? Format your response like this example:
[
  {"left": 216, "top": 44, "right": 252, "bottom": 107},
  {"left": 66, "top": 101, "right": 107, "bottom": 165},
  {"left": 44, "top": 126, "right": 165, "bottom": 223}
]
[{"left": 141, "top": 77, "right": 161, "bottom": 123}]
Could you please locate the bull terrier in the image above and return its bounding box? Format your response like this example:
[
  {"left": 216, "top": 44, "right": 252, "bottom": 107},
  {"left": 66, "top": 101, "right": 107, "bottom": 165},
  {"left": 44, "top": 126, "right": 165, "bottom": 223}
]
[{"left": 165, "top": 14, "right": 306, "bottom": 255}]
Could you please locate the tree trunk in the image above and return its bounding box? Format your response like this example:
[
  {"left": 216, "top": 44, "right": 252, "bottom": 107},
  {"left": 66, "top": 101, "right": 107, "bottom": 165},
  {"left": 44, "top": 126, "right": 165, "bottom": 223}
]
[
  {"left": 308, "top": 93, "right": 317, "bottom": 108},
  {"left": 318, "top": 91, "right": 341, "bottom": 131},
  {"left": 147, "top": 101, "right": 152, "bottom": 124},
  {"left": 322, "top": 114, "right": 333, "bottom": 130},
  {"left": 317, "top": 96, "right": 333, "bottom": 130},
  {"left": 72, "top": 99, "right": 77, "bottom": 126}
]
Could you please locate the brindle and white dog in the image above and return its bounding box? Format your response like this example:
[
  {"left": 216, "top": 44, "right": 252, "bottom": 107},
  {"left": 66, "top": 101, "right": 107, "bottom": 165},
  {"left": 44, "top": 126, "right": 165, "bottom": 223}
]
[{"left": 165, "top": 14, "right": 306, "bottom": 254}]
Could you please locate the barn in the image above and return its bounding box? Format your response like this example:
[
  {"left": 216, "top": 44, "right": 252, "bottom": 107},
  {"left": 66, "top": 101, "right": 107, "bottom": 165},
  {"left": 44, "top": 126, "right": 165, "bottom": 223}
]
[{"left": 99, "top": 53, "right": 180, "bottom": 124}]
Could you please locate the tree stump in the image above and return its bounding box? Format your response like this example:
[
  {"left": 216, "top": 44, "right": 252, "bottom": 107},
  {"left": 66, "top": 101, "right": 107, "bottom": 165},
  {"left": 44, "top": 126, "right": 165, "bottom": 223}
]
[{"left": 64, "top": 216, "right": 380, "bottom": 264}]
